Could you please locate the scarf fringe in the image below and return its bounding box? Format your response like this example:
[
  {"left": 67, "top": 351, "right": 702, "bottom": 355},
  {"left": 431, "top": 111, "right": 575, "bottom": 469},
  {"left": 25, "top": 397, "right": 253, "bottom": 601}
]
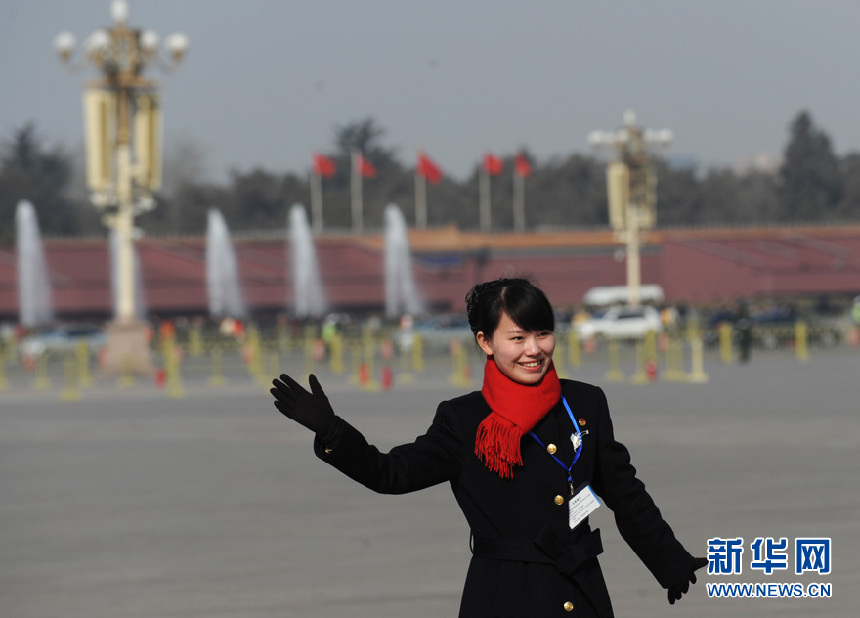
[{"left": 474, "top": 413, "right": 524, "bottom": 479}]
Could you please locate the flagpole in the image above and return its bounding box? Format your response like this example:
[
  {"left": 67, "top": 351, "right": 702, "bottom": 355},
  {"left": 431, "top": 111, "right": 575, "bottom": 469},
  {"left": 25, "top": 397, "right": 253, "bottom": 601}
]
[
  {"left": 351, "top": 151, "right": 363, "bottom": 234},
  {"left": 513, "top": 172, "right": 525, "bottom": 232},
  {"left": 479, "top": 167, "right": 491, "bottom": 233},
  {"left": 310, "top": 170, "right": 323, "bottom": 234},
  {"left": 415, "top": 168, "right": 427, "bottom": 229}
]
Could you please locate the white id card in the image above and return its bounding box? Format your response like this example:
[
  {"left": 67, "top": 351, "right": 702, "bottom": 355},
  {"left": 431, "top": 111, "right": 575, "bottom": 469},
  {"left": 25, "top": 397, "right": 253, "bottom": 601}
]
[{"left": 569, "top": 484, "right": 601, "bottom": 529}]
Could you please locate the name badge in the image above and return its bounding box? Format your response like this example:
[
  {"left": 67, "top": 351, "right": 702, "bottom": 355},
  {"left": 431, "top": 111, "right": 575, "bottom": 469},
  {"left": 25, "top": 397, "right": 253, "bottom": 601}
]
[{"left": 569, "top": 484, "right": 601, "bottom": 529}]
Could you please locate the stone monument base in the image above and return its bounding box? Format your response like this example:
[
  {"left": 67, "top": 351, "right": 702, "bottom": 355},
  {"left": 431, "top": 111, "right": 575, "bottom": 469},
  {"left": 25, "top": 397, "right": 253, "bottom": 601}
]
[{"left": 102, "top": 319, "right": 153, "bottom": 376}]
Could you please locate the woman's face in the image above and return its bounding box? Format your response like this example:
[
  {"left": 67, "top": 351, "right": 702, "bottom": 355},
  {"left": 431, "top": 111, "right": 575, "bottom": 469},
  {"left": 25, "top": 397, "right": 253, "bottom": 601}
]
[{"left": 476, "top": 311, "right": 555, "bottom": 385}]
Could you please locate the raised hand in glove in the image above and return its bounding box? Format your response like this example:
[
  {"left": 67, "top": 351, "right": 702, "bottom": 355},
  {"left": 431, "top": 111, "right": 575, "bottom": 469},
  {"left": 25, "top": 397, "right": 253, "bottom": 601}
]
[
  {"left": 271, "top": 374, "right": 338, "bottom": 440},
  {"left": 667, "top": 556, "right": 708, "bottom": 604}
]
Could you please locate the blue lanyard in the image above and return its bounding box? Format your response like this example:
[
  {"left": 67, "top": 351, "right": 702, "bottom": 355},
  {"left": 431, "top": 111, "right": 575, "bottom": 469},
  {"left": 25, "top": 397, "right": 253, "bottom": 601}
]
[{"left": 528, "top": 396, "right": 581, "bottom": 494}]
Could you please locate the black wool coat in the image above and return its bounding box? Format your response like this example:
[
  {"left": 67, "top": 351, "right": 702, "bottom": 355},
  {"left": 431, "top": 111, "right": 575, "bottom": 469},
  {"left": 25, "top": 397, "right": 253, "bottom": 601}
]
[{"left": 314, "top": 379, "right": 695, "bottom": 617}]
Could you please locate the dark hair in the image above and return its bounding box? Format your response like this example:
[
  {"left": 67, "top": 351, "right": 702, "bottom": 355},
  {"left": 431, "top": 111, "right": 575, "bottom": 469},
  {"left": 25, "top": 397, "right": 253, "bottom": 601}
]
[{"left": 465, "top": 277, "right": 555, "bottom": 339}]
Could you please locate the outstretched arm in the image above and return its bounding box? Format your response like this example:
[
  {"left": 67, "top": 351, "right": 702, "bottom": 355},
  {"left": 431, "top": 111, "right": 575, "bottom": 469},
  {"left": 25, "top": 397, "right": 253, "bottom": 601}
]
[
  {"left": 589, "top": 385, "right": 706, "bottom": 603},
  {"left": 270, "top": 373, "right": 462, "bottom": 494}
]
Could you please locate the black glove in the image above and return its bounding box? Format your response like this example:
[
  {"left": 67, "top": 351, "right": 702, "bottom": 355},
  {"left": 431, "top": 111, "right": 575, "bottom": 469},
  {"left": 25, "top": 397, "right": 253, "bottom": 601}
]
[
  {"left": 271, "top": 374, "right": 338, "bottom": 439},
  {"left": 667, "top": 556, "right": 707, "bottom": 605}
]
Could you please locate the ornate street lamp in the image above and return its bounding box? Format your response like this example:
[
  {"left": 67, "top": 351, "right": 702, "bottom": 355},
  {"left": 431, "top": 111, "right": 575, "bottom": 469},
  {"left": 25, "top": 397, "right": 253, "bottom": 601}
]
[
  {"left": 54, "top": 0, "right": 188, "bottom": 374},
  {"left": 589, "top": 111, "right": 671, "bottom": 306}
]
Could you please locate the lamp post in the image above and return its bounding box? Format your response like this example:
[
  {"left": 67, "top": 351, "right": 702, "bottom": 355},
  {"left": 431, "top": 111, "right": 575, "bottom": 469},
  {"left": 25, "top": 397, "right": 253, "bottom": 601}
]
[
  {"left": 54, "top": 0, "right": 188, "bottom": 374},
  {"left": 589, "top": 111, "right": 671, "bottom": 306}
]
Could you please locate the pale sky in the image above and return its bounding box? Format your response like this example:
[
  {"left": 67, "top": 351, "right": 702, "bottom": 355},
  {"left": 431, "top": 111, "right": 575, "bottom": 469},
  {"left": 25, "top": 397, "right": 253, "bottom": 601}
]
[{"left": 2, "top": 0, "right": 859, "bottom": 184}]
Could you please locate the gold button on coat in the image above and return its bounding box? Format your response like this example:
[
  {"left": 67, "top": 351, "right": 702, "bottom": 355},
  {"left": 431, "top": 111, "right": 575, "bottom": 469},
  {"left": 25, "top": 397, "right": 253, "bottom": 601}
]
[
  {"left": 554, "top": 495, "right": 565, "bottom": 506},
  {"left": 547, "top": 443, "right": 557, "bottom": 455},
  {"left": 563, "top": 601, "right": 574, "bottom": 611}
]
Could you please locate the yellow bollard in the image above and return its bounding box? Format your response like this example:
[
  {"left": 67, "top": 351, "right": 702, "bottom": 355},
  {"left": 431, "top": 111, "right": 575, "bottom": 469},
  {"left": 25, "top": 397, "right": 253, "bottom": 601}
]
[
  {"left": 76, "top": 341, "right": 92, "bottom": 388},
  {"left": 554, "top": 338, "right": 567, "bottom": 379},
  {"left": 398, "top": 353, "right": 415, "bottom": 384},
  {"left": 361, "top": 325, "right": 376, "bottom": 359},
  {"left": 0, "top": 354, "right": 7, "bottom": 391},
  {"left": 644, "top": 330, "right": 658, "bottom": 367},
  {"left": 449, "top": 339, "right": 472, "bottom": 388},
  {"left": 255, "top": 349, "right": 270, "bottom": 386},
  {"left": 5, "top": 339, "right": 18, "bottom": 363},
  {"left": 662, "top": 334, "right": 684, "bottom": 382},
  {"left": 411, "top": 333, "right": 425, "bottom": 373},
  {"left": 34, "top": 355, "right": 52, "bottom": 390},
  {"left": 349, "top": 343, "right": 362, "bottom": 384},
  {"left": 303, "top": 326, "right": 317, "bottom": 375},
  {"left": 269, "top": 351, "right": 280, "bottom": 381},
  {"left": 795, "top": 321, "right": 809, "bottom": 362},
  {"left": 0, "top": 339, "right": 8, "bottom": 390},
  {"left": 61, "top": 355, "right": 81, "bottom": 401},
  {"left": 116, "top": 355, "right": 136, "bottom": 388},
  {"left": 567, "top": 330, "right": 581, "bottom": 369},
  {"left": 244, "top": 327, "right": 257, "bottom": 376},
  {"left": 686, "top": 332, "right": 710, "bottom": 383},
  {"left": 165, "top": 340, "right": 185, "bottom": 399},
  {"left": 630, "top": 340, "right": 650, "bottom": 384},
  {"left": 329, "top": 332, "right": 344, "bottom": 375},
  {"left": 604, "top": 339, "right": 624, "bottom": 382},
  {"left": 718, "top": 323, "right": 733, "bottom": 364},
  {"left": 246, "top": 327, "right": 266, "bottom": 385},
  {"left": 277, "top": 321, "right": 289, "bottom": 353},
  {"left": 188, "top": 327, "right": 203, "bottom": 358},
  {"left": 397, "top": 335, "right": 415, "bottom": 384},
  {"left": 362, "top": 338, "right": 380, "bottom": 392},
  {"left": 208, "top": 347, "right": 226, "bottom": 386}
]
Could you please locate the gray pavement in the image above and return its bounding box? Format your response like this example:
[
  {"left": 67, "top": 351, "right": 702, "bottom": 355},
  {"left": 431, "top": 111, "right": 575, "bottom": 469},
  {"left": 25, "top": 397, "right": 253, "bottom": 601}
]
[{"left": 1, "top": 348, "right": 858, "bottom": 617}]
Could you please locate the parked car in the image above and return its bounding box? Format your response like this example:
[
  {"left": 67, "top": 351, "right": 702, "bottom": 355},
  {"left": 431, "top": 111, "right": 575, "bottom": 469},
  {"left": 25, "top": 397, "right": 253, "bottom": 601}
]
[
  {"left": 396, "top": 314, "right": 473, "bottom": 352},
  {"left": 574, "top": 305, "right": 663, "bottom": 340},
  {"left": 19, "top": 324, "right": 107, "bottom": 360},
  {"left": 751, "top": 305, "right": 846, "bottom": 349}
]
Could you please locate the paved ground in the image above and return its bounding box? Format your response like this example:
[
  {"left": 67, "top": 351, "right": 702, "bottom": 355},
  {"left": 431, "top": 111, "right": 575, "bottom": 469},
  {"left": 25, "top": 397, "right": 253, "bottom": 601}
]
[{"left": 1, "top": 347, "right": 858, "bottom": 617}]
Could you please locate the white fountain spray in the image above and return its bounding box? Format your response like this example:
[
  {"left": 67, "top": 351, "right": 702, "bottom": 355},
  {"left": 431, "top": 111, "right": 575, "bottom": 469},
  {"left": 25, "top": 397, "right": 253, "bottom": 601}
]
[
  {"left": 15, "top": 200, "right": 53, "bottom": 327},
  {"left": 384, "top": 204, "right": 423, "bottom": 318},
  {"left": 205, "top": 209, "right": 247, "bottom": 319},
  {"left": 288, "top": 204, "right": 326, "bottom": 318},
  {"left": 109, "top": 229, "right": 148, "bottom": 319}
]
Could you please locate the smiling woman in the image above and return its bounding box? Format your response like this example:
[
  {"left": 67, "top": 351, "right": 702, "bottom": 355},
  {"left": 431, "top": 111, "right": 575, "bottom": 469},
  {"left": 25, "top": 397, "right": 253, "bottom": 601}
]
[
  {"left": 270, "top": 277, "right": 706, "bottom": 617},
  {"left": 468, "top": 278, "right": 557, "bottom": 385}
]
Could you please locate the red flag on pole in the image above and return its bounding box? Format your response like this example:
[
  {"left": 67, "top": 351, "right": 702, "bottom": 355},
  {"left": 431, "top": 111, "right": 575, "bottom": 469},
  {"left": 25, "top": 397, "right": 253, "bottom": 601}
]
[
  {"left": 312, "top": 153, "right": 336, "bottom": 178},
  {"left": 355, "top": 154, "right": 377, "bottom": 178},
  {"left": 482, "top": 153, "right": 503, "bottom": 176},
  {"left": 417, "top": 152, "right": 443, "bottom": 184},
  {"left": 514, "top": 153, "right": 532, "bottom": 178}
]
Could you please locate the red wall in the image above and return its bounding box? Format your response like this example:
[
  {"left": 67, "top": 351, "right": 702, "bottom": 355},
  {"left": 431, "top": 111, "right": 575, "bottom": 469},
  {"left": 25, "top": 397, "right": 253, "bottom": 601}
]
[{"left": 2, "top": 226, "right": 859, "bottom": 321}]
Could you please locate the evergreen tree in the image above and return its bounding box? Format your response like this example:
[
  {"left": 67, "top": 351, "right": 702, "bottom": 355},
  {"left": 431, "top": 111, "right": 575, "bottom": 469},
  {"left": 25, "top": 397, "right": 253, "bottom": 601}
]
[
  {"left": 0, "top": 124, "right": 82, "bottom": 243},
  {"left": 653, "top": 160, "right": 702, "bottom": 226},
  {"left": 778, "top": 111, "right": 841, "bottom": 221},
  {"left": 837, "top": 153, "right": 860, "bottom": 220},
  {"left": 735, "top": 170, "right": 781, "bottom": 224}
]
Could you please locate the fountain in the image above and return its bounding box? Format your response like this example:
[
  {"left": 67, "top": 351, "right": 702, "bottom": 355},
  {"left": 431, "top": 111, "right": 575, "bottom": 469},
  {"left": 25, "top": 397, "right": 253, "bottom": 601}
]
[
  {"left": 288, "top": 204, "right": 326, "bottom": 318},
  {"left": 384, "top": 204, "right": 423, "bottom": 318},
  {"left": 15, "top": 200, "right": 54, "bottom": 327},
  {"left": 109, "top": 229, "right": 148, "bottom": 319},
  {"left": 205, "top": 209, "right": 247, "bottom": 319}
]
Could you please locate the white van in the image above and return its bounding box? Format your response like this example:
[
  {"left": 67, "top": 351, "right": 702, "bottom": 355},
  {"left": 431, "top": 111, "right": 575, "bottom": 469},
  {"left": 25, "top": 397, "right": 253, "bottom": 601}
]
[{"left": 582, "top": 285, "right": 664, "bottom": 308}]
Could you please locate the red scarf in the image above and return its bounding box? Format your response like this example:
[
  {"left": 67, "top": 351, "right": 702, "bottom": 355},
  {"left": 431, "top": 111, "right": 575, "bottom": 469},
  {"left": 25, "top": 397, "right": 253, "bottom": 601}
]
[{"left": 475, "top": 358, "right": 562, "bottom": 478}]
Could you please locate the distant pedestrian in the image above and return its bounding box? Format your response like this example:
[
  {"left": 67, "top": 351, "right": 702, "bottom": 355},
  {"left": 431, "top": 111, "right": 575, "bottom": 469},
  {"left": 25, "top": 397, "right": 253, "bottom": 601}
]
[
  {"left": 736, "top": 301, "right": 753, "bottom": 363},
  {"left": 271, "top": 277, "right": 705, "bottom": 617}
]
